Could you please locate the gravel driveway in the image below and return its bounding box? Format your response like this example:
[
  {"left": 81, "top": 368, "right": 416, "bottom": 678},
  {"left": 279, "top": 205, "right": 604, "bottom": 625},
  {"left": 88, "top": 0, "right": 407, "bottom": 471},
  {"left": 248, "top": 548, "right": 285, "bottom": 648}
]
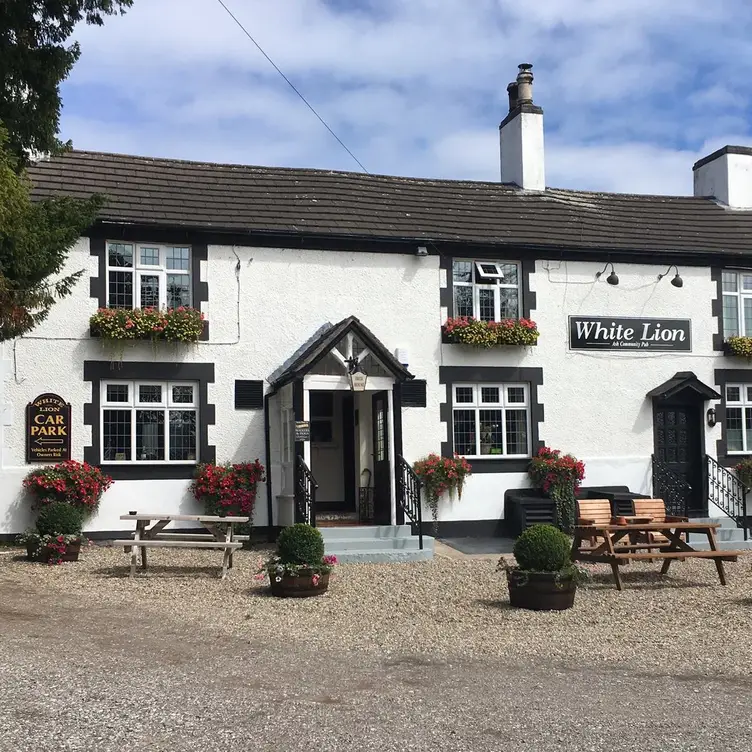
[{"left": 2, "top": 545, "right": 752, "bottom": 751}]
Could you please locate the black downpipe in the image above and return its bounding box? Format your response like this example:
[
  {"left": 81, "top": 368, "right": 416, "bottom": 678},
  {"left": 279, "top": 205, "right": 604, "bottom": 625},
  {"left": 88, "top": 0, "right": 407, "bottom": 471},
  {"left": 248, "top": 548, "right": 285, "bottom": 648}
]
[{"left": 264, "top": 392, "right": 275, "bottom": 543}]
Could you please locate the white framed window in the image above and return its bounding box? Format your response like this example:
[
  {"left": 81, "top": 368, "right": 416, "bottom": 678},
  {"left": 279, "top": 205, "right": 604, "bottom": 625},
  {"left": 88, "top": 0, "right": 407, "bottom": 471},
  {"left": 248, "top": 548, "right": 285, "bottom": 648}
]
[
  {"left": 452, "top": 383, "right": 530, "bottom": 458},
  {"left": 452, "top": 259, "right": 521, "bottom": 321},
  {"left": 722, "top": 270, "right": 752, "bottom": 338},
  {"left": 724, "top": 383, "right": 752, "bottom": 454},
  {"left": 106, "top": 242, "right": 192, "bottom": 310},
  {"left": 101, "top": 380, "right": 198, "bottom": 463}
]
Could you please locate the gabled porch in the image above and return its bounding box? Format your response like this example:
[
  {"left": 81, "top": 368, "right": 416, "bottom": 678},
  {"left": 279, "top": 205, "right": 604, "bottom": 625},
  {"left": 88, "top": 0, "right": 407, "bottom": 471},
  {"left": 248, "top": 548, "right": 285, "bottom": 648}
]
[{"left": 265, "top": 316, "right": 430, "bottom": 560}]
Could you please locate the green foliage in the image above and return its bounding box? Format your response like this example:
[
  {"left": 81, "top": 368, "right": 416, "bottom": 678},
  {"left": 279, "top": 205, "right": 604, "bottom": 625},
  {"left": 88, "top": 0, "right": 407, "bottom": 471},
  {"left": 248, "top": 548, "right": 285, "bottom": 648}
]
[
  {"left": 734, "top": 458, "right": 752, "bottom": 489},
  {"left": 0, "top": 127, "right": 104, "bottom": 340},
  {"left": 513, "top": 524, "right": 572, "bottom": 572},
  {"left": 276, "top": 524, "right": 325, "bottom": 566},
  {"left": 0, "top": 0, "right": 133, "bottom": 166},
  {"left": 36, "top": 501, "right": 84, "bottom": 536},
  {"left": 442, "top": 317, "right": 539, "bottom": 347},
  {"left": 726, "top": 337, "right": 752, "bottom": 358}
]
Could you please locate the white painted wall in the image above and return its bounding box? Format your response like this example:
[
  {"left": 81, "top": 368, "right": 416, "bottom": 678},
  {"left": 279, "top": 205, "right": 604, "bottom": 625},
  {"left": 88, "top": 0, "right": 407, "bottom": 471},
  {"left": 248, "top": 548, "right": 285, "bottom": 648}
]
[
  {"left": 0, "top": 240, "right": 442, "bottom": 534},
  {"left": 694, "top": 150, "right": 752, "bottom": 209},
  {"left": 0, "top": 237, "right": 742, "bottom": 534},
  {"left": 500, "top": 110, "right": 545, "bottom": 191}
]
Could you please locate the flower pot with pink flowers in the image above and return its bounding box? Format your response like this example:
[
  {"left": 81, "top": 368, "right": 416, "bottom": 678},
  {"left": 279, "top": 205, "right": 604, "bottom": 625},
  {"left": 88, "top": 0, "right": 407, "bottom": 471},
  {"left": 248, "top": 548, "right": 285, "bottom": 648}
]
[
  {"left": 442, "top": 316, "right": 539, "bottom": 348},
  {"left": 256, "top": 524, "right": 337, "bottom": 598}
]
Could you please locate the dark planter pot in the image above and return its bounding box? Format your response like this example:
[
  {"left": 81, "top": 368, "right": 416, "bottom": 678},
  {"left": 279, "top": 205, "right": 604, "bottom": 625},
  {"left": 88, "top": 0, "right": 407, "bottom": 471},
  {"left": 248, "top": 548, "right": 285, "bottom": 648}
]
[
  {"left": 27, "top": 540, "right": 82, "bottom": 563},
  {"left": 507, "top": 570, "right": 576, "bottom": 611},
  {"left": 269, "top": 570, "right": 330, "bottom": 598}
]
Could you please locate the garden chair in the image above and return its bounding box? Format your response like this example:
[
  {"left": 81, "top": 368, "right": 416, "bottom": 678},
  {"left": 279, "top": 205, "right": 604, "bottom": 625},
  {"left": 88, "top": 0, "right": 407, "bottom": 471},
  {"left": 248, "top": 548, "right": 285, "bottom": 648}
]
[
  {"left": 632, "top": 498, "right": 688, "bottom": 552},
  {"left": 575, "top": 499, "right": 613, "bottom": 549}
]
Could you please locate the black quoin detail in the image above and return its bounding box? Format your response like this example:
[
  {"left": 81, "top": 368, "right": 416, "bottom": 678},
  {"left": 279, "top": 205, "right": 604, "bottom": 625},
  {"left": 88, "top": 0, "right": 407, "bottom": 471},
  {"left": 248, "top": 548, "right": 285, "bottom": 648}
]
[
  {"left": 83, "top": 361, "right": 216, "bottom": 480},
  {"left": 439, "top": 366, "right": 544, "bottom": 473},
  {"left": 401, "top": 379, "right": 427, "bottom": 407},
  {"left": 235, "top": 380, "right": 264, "bottom": 409}
]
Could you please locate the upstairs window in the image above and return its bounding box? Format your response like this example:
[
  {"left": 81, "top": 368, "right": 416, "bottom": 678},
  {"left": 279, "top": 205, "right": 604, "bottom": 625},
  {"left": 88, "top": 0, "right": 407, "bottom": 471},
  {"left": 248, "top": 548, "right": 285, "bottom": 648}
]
[
  {"left": 725, "top": 384, "right": 752, "bottom": 454},
  {"left": 452, "top": 259, "right": 521, "bottom": 321},
  {"left": 452, "top": 383, "right": 530, "bottom": 458},
  {"left": 107, "top": 242, "right": 192, "bottom": 310},
  {"left": 722, "top": 270, "right": 752, "bottom": 338}
]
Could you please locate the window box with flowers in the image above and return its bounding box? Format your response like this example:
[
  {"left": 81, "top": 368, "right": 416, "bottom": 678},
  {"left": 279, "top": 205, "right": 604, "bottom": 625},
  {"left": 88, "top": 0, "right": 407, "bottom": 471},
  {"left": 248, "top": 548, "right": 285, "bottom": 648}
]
[
  {"left": 89, "top": 306, "right": 206, "bottom": 358},
  {"left": 442, "top": 317, "right": 539, "bottom": 348},
  {"left": 412, "top": 453, "right": 472, "bottom": 529},
  {"left": 724, "top": 337, "right": 752, "bottom": 358}
]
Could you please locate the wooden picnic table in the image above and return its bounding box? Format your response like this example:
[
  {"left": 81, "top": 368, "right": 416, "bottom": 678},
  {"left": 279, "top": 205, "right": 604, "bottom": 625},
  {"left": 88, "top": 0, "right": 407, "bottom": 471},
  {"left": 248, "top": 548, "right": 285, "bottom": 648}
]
[
  {"left": 115, "top": 513, "right": 250, "bottom": 579},
  {"left": 572, "top": 521, "right": 744, "bottom": 591}
]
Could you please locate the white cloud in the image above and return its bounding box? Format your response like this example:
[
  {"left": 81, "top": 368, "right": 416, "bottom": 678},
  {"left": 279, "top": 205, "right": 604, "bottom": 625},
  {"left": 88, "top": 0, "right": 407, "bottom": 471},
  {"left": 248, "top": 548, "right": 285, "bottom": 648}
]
[{"left": 59, "top": 0, "right": 752, "bottom": 195}]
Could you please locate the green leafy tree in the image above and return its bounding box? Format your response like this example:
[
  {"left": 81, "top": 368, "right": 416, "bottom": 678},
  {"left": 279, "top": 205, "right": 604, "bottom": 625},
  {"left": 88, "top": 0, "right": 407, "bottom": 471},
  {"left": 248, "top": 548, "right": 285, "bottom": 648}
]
[
  {"left": 0, "top": 127, "right": 103, "bottom": 340},
  {"left": 0, "top": 0, "right": 133, "bottom": 167}
]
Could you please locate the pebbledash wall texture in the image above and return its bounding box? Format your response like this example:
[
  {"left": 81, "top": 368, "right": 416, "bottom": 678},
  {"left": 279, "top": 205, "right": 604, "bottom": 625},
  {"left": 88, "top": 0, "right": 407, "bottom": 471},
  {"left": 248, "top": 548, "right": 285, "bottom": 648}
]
[{"left": 5, "top": 62, "right": 752, "bottom": 536}]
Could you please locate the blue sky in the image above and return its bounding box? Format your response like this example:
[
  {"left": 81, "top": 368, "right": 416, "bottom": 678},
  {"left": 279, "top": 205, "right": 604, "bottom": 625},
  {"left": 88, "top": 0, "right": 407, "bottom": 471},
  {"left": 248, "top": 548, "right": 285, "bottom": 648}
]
[{"left": 61, "top": 0, "right": 752, "bottom": 195}]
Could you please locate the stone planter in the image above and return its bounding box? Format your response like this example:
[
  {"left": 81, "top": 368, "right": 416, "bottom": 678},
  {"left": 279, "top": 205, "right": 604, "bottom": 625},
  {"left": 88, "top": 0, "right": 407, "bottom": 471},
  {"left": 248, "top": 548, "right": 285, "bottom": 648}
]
[
  {"left": 507, "top": 570, "right": 576, "bottom": 611},
  {"left": 269, "top": 570, "right": 330, "bottom": 598},
  {"left": 26, "top": 539, "right": 82, "bottom": 563}
]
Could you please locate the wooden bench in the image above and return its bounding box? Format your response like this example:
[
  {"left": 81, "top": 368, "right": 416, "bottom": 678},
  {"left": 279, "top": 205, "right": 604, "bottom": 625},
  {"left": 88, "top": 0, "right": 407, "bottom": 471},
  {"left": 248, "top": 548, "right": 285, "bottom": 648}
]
[
  {"left": 117, "top": 513, "right": 249, "bottom": 579},
  {"left": 576, "top": 499, "right": 612, "bottom": 548}
]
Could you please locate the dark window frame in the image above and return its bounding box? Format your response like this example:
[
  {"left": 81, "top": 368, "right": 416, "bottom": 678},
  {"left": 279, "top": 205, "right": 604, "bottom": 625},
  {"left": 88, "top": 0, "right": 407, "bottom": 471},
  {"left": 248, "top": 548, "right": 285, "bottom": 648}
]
[
  {"left": 439, "top": 366, "right": 544, "bottom": 473},
  {"left": 84, "top": 361, "right": 216, "bottom": 479},
  {"left": 714, "top": 368, "right": 752, "bottom": 465}
]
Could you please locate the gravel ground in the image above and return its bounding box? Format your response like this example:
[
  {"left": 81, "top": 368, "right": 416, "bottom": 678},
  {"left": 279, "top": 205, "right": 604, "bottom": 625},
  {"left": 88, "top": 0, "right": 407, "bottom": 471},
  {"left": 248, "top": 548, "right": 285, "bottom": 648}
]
[{"left": 2, "top": 545, "right": 752, "bottom": 751}]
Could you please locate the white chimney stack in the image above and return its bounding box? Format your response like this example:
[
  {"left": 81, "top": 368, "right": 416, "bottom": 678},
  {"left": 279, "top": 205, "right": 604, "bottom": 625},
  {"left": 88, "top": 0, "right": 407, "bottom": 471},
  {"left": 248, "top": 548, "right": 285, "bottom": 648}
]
[
  {"left": 499, "top": 63, "right": 545, "bottom": 191},
  {"left": 693, "top": 146, "right": 752, "bottom": 209}
]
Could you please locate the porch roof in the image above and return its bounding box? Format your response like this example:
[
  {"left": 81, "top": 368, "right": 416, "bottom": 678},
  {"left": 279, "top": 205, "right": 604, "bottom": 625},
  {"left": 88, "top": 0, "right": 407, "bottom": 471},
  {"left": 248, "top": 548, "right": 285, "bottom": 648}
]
[
  {"left": 268, "top": 316, "right": 413, "bottom": 389},
  {"left": 646, "top": 371, "right": 721, "bottom": 401}
]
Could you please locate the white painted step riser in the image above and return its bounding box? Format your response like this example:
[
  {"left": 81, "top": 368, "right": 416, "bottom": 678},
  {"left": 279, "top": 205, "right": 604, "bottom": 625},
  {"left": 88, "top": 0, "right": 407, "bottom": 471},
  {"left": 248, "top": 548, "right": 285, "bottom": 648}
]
[
  {"left": 681, "top": 540, "right": 752, "bottom": 551},
  {"left": 690, "top": 517, "right": 743, "bottom": 529},
  {"left": 688, "top": 530, "right": 750, "bottom": 543},
  {"left": 325, "top": 538, "right": 434, "bottom": 553},
  {"left": 332, "top": 550, "right": 434, "bottom": 563},
  {"left": 319, "top": 525, "right": 419, "bottom": 540}
]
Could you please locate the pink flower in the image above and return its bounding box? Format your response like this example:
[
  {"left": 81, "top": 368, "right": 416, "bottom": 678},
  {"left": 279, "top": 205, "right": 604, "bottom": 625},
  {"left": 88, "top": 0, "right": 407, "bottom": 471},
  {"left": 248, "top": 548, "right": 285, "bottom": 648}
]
[{"left": 311, "top": 574, "right": 321, "bottom": 586}]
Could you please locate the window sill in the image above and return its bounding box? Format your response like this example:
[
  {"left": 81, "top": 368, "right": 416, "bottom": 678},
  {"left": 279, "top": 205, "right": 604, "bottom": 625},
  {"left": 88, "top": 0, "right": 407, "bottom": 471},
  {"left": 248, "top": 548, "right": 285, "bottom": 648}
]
[
  {"left": 462, "top": 457, "right": 532, "bottom": 474},
  {"left": 98, "top": 464, "right": 198, "bottom": 480},
  {"left": 441, "top": 334, "right": 538, "bottom": 347}
]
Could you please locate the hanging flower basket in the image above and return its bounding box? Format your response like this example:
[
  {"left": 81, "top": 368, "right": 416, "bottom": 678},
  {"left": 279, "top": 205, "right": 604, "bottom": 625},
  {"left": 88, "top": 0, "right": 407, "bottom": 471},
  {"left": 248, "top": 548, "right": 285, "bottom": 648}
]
[
  {"left": 442, "top": 317, "right": 539, "bottom": 348},
  {"left": 413, "top": 453, "right": 472, "bottom": 528},
  {"left": 527, "top": 447, "right": 585, "bottom": 534},
  {"left": 191, "top": 461, "right": 266, "bottom": 518}
]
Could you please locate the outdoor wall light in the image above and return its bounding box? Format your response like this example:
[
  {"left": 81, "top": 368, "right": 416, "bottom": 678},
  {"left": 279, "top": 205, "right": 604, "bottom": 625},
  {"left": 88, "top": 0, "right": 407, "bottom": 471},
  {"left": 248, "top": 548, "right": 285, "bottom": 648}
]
[
  {"left": 595, "top": 262, "right": 619, "bottom": 286},
  {"left": 345, "top": 357, "right": 368, "bottom": 392},
  {"left": 658, "top": 265, "right": 684, "bottom": 288},
  {"left": 416, "top": 246, "right": 428, "bottom": 257},
  {"left": 707, "top": 407, "right": 717, "bottom": 428}
]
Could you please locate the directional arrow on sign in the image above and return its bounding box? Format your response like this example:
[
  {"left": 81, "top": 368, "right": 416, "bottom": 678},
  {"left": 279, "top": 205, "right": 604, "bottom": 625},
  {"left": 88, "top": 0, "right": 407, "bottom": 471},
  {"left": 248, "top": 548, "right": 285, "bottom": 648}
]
[{"left": 34, "top": 438, "right": 64, "bottom": 446}]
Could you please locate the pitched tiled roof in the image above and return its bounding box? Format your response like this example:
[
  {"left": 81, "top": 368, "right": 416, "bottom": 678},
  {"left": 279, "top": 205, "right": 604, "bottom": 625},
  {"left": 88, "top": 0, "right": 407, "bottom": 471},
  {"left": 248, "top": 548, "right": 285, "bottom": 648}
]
[{"left": 26, "top": 149, "right": 752, "bottom": 256}]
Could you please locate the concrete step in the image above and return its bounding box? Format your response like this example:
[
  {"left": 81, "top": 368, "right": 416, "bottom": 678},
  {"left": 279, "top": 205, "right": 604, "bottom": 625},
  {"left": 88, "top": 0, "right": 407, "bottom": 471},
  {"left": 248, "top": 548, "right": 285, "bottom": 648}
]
[
  {"left": 319, "top": 524, "right": 418, "bottom": 540},
  {"left": 322, "top": 536, "right": 431, "bottom": 552},
  {"left": 327, "top": 548, "right": 434, "bottom": 563},
  {"left": 320, "top": 525, "right": 433, "bottom": 562},
  {"left": 690, "top": 516, "right": 740, "bottom": 529},
  {"left": 688, "top": 529, "right": 750, "bottom": 544},
  {"left": 682, "top": 539, "right": 752, "bottom": 551}
]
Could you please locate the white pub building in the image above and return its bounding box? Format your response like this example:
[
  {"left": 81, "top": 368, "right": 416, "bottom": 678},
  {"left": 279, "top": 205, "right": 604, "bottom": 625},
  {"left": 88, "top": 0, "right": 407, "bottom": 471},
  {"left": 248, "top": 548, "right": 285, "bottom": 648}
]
[{"left": 2, "top": 64, "right": 752, "bottom": 557}]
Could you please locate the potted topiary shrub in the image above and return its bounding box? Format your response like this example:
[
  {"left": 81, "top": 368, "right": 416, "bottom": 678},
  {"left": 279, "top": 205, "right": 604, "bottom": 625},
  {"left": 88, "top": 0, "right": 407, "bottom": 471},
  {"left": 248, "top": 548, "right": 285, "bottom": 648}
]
[
  {"left": 256, "top": 523, "right": 337, "bottom": 598},
  {"left": 498, "top": 523, "right": 584, "bottom": 611},
  {"left": 18, "top": 501, "right": 87, "bottom": 564}
]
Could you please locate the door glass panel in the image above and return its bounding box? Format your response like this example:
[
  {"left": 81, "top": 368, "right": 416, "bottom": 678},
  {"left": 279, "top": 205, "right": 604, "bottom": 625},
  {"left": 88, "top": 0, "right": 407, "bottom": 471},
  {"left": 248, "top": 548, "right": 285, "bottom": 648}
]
[{"left": 375, "top": 404, "right": 387, "bottom": 461}]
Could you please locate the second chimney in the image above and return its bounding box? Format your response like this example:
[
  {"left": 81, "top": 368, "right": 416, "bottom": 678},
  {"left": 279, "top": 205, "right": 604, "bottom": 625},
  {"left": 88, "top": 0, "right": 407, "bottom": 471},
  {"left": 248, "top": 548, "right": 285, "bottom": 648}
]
[
  {"left": 693, "top": 146, "right": 752, "bottom": 209},
  {"left": 500, "top": 63, "right": 545, "bottom": 191}
]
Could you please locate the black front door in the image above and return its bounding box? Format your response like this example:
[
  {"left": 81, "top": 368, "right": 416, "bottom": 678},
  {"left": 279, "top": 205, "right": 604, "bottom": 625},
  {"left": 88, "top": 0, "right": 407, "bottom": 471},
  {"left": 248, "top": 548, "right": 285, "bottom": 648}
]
[
  {"left": 653, "top": 402, "right": 704, "bottom": 514},
  {"left": 371, "top": 391, "right": 391, "bottom": 525}
]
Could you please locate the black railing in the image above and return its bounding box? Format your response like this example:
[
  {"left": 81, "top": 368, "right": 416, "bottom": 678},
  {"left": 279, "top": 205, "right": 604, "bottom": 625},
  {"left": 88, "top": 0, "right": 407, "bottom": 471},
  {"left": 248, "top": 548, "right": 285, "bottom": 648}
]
[
  {"left": 707, "top": 454, "right": 749, "bottom": 539},
  {"left": 651, "top": 455, "right": 692, "bottom": 518},
  {"left": 295, "top": 455, "right": 317, "bottom": 527},
  {"left": 397, "top": 455, "right": 423, "bottom": 550}
]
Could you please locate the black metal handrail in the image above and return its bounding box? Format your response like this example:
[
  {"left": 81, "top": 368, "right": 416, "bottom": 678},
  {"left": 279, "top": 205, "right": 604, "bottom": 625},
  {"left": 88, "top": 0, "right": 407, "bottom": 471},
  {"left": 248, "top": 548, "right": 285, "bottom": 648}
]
[
  {"left": 651, "top": 455, "right": 692, "bottom": 518},
  {"left": 295, "top": 455, "right": 317, "bottom": 527},
  {"left": 707, "top": 454, "right": 749, "bottom": 540},
  {"left": 397, "top": 455, "right": 423, "bottom": 550}
]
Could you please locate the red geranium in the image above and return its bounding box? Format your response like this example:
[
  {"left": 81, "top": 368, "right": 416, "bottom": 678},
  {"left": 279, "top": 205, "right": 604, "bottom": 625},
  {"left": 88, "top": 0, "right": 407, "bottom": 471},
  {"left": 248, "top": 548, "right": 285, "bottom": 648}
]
[{"left": 191, "top": 460, "right": 265, "bottom": 518}]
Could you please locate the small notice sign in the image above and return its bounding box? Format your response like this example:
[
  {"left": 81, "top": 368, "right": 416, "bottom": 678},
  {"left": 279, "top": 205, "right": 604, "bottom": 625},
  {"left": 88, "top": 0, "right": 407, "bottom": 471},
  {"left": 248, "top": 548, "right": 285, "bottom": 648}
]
[
  {"left": 26, "top": 393, "right": 71, "bottom": 463},
  {"left": 295, "top": 421, "right": 310, "bottom": 442}
]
